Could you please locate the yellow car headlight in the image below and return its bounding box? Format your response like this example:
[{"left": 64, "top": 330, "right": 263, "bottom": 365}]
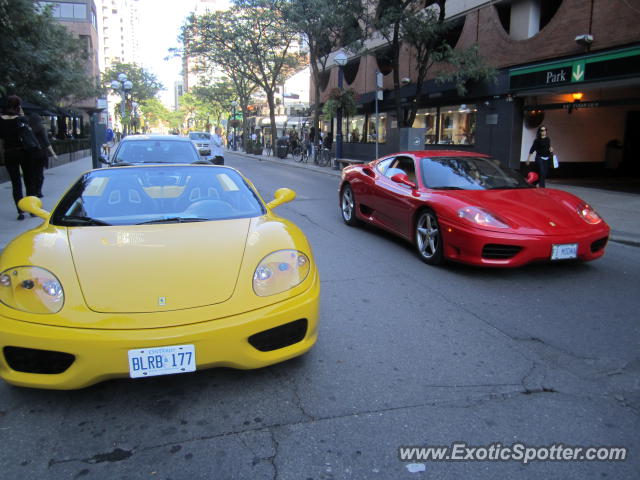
[
  {"left": 253, "top": 250, "right": 310, "bottom": 297},
  {"left": 0, "top": 267, "right": 64, "bottom": 314}
]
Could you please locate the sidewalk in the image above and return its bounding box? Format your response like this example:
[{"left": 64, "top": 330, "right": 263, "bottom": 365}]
[{"left": 1, "top": 152, "right": 638, "bottom": 251}]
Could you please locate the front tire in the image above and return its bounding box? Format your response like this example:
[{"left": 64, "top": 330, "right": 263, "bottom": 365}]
[
  {"left": 340, "top": 185, "right": 360, "bottom": 226},
  {"left": 415, "top": 209, "right": 444, "bottom": 265}
]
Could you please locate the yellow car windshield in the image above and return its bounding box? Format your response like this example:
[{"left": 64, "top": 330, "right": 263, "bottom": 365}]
[{"left": 51, "top": 165, "right": 265, "bottom": 226}]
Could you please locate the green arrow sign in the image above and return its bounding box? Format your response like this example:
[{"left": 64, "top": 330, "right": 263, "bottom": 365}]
[{"left": 572, "top": 61, "right": 585, "bottom": 82}]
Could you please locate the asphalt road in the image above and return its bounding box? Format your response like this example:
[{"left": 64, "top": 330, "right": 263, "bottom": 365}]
[{"left": 1, "top": 152, "right": 638, "bottom": 479}]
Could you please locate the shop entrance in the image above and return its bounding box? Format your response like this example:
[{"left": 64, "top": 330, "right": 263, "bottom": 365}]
[{"left": 623, "top": 111, "right": 640, "bottom": 175}]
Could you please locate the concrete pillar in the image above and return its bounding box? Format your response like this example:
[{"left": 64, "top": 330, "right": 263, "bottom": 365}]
[{"left": 510, "top": 0, "right": 541, "bottom": 40}]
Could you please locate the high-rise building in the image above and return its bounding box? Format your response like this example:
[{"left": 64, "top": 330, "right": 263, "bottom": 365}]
[
  {"left": 182, "top": 0, "right": 229, "bottom": 92},
  {"left": 95, "top": 0, "right": 140, "bottom": 129},
  {"left": 97, "top": 0, "right": 140, "bottom": 69}
]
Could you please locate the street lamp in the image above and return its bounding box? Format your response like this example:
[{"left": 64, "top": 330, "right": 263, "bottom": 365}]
[
  {"left": 334, "top": 50, "right": 348, "bottom": 169},
  {"left": 110, "top": 73, "right": 133, "bottom": 137},
  {"left": 231, "top": 100, "right": 238, "bottom": 151}
]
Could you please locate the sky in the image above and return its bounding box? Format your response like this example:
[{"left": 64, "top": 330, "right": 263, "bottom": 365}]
[{"left": 135, "top": 0, "right": 200, "bottom": 106}]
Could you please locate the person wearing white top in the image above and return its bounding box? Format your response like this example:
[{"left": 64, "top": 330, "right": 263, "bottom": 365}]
[{"left": 211, "top": 126, "right": 225, "bottom": 165}]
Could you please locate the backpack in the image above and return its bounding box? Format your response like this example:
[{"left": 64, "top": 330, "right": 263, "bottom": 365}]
[{"left": 16, "top": 116, "right": 41, "bottom": 152}]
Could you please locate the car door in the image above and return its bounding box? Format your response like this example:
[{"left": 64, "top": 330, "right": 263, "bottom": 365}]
[
  {"left": 371, "top": 155, "right": 418, "bottom": 238},
  {"left": 352, "top": 157, "right": 394, "bottom": 217}
]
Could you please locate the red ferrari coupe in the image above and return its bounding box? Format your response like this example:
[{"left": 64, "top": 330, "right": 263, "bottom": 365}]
[{"left": 339, "top": 151, "right": 610, "bottom": 267}]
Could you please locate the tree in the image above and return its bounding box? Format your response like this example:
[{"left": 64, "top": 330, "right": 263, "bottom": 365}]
[
  {"left": 182, "top": 0, "right": 303, "bottom": 145},
  {"left": 139, "top": 97, "right": 171, "bottom": 133},
  {"left": 192, "top": 80, "right": 236, "bottom": 130},
  {"left": 374, "top": 0, "right": 495, "bottom": 128},
  {"left": 0, "top": 0, "right": 98, "bottom": 106},
  {"left": 103, "top": 62, "right": 163, "bottom": 131},
  {"left": 180, "top": 12, "right": 258, "bottom": 149},
  {"left": 283, "top": 0, "right": 366, "bottom": 135}
]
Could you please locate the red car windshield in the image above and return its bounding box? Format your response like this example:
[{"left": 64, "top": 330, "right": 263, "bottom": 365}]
[{"left": 420, "top": 156, "right": 531, "bottom": 190}]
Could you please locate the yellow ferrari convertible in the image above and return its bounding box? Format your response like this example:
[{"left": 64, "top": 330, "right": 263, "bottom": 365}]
[{"left": 0, "top": 165, "right": 319, "bottom": 389}]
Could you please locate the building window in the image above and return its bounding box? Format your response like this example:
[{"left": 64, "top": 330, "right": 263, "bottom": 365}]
[
  {"left": 413, "top": 108, "right": 438, "bottom": 144},
  {"left": 438, "top": 104, "right": 476, "bottom": 145},
  {"left": 346, "top": 115, "right": 365, "bottom": 142},
  {"left": 38, "top": 1, "right": 88, "bottom": 20},
  {"left": 73, "top": 3, "right": 86, "bottom": 19},
  {"left": 367, "top": 114, "right": 386, "bottom": 143}
]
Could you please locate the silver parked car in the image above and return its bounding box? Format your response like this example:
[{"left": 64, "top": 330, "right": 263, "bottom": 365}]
[
  {"left": 101, "top": 135, "right": 204, "bottom": 166},
  {"left": 188, "top": 131, "right": 213, "bottom": 157}
]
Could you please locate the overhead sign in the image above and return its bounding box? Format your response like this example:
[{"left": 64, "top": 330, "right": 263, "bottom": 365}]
[
  {"left": 509, "top": 46, "right": 640, "bottom": 91},
  {"left": 572, "top": 61, "right": 585, "bottom": 82}
]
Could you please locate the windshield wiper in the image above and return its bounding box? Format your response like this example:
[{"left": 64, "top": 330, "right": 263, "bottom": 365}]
[
  {"left": 136, "top": 217, "right": 208, "bottom": 224},
  {"left": 61, "top": 215, "right": 112, "bottom": 226},
  {"left": 486, "top": 186, "right": 529, "bottom": 190},
  {"left": 429, "top": 186, "right": 465, "bottom": 190}
]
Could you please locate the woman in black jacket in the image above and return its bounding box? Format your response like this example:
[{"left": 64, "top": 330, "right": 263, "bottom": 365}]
[
  {"left": 526, "top": 125, "right": 554, "bottom": 187},
  {"left": 0, "top": 95, "right": 36, "bottom": 220},
  {"left": 28, "top": 112, "right": 57, "bottom": 198}
]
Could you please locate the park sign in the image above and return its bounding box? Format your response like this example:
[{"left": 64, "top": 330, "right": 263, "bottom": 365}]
[{"left": 509, "top": 46, "right": 640, "bottom": 91}]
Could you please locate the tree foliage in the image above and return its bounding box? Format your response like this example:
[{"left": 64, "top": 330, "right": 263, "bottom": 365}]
[
  {"left": 374, "top": 0, "right": 495, "bottom": 127},
  {"left": 182, "top": 0, "right": 303, "bottom": 144},
  {"left": 102, "top": 62, "right": 163, "bottom": 130},
  {"left": 0, "top": 0, "right": 98, "bottom": 105},
  {"left": 102, "top": 62, "right": 163, "bottom": 105},
  {"left": 282, "top": 0, "right": 366, "bottom": 132}
]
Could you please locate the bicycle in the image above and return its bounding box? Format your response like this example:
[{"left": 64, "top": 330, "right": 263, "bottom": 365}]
[
  {"left": 313, "top": 144, "right": 331, "bottom": 167},
  {"left": 296, "top": 141, "right": 310, "bottom": 163},
  {"left": 291, "top": 143, "right": 303, "bottom": 160}
]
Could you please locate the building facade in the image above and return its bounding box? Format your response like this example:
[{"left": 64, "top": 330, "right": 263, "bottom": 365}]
[
  {"left": 96, "top": 0, "right": 140, "bottom": 129},
  {"left": 36, "top": 0, "right": 101, "bottom": 136},
  {"left": 316, "top": 0, "right": 640, "bottom": 177}
]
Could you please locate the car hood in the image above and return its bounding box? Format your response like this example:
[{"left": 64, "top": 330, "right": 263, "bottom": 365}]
[
  {"left": 68, "top": 219, "right": 250, "bottom": 313},
  {"left": 441, "top": 188, "right": 594, "bottom": 234}
]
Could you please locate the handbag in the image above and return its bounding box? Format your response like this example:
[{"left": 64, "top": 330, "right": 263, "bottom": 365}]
[
  {"left": 16, "top": 116, "right": 41, "bottom": 152},
  {"left": 552, "top": 154, "right": 559, "bottom": 168}
]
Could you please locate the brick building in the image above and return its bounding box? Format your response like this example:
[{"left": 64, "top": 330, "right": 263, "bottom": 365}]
[{"left": 316, "top": 0, "right": 640, "bottom": 176}]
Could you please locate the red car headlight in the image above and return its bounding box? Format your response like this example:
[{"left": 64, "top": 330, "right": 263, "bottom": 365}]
[
  {"left": 577, "top": 203, "right": 602, "bottom": 224},
  {"left": 458, "top": 206, "right": 509, "bottom": 229}
]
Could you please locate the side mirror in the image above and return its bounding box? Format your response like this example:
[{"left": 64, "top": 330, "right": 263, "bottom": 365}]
[
  {"left": 98, "top": 155, "right": 111, "bottom": 165},
  {"left": 525, "top": 171, "right": 539, "bottom": 185},
  {"left": 391, "top": 172, "right": 416, "bottom": 189},
  {"left": 17, "top": 196, "right": 50, "bottom": 220},
  {"left": 266, "top": 188, "right": 296, "bottom": 209}
]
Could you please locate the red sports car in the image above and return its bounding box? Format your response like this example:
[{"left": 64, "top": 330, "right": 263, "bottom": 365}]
[{"left": 339, "top": 150, "right": 610, "bottom": 267}]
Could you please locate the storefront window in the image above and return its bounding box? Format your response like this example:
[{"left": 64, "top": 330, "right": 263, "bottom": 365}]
[
  {"left": 438, "top": 104, "right": 476, "bottom": 145},
  {"left": 367, "top": 114, "right": 386, "bottom": 143},
  {"left": 413, "top": 108, "right": 438, "bottom": 144},
  {"left": 346, "top": 115, "right": 365, "bottom": 142}
]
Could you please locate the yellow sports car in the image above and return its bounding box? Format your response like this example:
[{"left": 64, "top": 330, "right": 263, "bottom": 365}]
[{"left": 0, "top": 164, "right": 319, "bottom": 389}]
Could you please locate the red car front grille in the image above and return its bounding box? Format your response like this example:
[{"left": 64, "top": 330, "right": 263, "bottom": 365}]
[{"left": 482, "top": 244, "right": 523, "bottom": 259}]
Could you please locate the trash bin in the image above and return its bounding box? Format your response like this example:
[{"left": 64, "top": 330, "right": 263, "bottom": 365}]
[{"left": 276, "top": 137, "right": 289, "bottom": 159}]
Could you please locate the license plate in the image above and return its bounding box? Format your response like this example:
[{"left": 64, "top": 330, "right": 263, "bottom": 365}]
[
  {"left": 551, "top": 243, "right": 578, "bottom": 260},
  {"left": 128, "top": 344, "right": 196, "bottom": 378}
]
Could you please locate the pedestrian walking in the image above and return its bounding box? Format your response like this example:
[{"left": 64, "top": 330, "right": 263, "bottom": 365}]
[
  {"left": 526, "top": 125, "right": 554, "bottom": 187},
  {"left": 211, "top": 126, "right": 225, "bottom": 165},
  {"left": 0, "top": 95, "right": 38, "bottom": 220},
  {"left": 28, "top": 112, "right": 58, "bottom": 198}
]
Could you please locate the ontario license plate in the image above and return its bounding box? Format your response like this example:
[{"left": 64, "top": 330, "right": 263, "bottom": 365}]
[
  {"left": 128, "top": 344, "right": 196, "bottom": 378},
  {"left": 551, "top": 243, "right": 578, "bottom": 260}
]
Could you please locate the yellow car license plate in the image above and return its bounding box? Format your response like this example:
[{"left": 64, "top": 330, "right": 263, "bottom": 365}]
[{"left": 128, "top": 344, "right": 196, "bottom": 378}]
